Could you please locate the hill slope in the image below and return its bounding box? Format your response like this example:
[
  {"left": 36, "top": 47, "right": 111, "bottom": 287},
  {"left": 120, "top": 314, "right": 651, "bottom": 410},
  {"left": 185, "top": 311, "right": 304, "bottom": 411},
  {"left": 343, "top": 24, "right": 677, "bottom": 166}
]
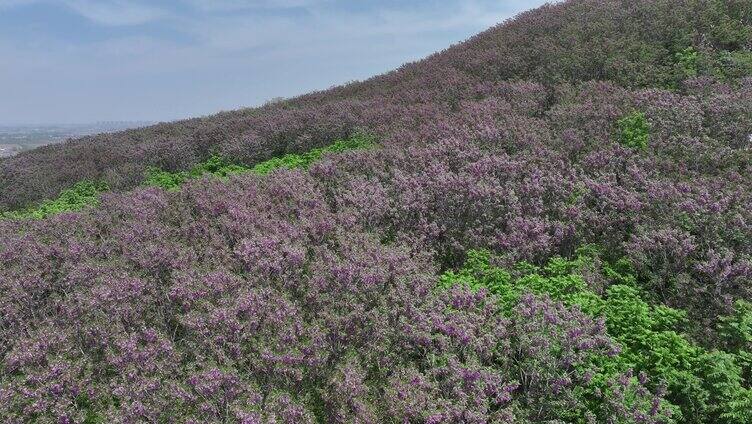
[{"left": 1, "top": 0, "right": 752, "bottom": 422}]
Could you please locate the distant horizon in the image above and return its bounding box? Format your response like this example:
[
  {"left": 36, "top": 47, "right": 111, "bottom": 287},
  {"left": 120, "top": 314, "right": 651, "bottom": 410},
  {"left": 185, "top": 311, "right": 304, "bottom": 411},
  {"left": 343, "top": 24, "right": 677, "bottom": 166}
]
[
  {"left": 0, "top": 120, "right": 156, "bottom": 158},
  {"left": 0, "top": 120, "right": 155, "bottom": 127},
  {"left": 0, "top": 0, "right": 549, "bottom": 125}
]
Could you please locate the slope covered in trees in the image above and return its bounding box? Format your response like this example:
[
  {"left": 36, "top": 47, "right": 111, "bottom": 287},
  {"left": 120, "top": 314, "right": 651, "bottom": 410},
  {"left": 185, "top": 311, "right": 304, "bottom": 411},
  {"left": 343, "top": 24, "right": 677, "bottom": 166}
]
[{"left": 1, "top": 0, "right": 751, "bottom": 422}]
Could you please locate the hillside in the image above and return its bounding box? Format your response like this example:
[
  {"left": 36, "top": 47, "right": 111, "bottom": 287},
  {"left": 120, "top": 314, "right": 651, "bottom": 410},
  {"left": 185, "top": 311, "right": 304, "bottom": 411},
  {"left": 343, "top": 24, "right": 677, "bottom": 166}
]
[{"left": 1, "top": 0, "right": 751, "bottom": 422}]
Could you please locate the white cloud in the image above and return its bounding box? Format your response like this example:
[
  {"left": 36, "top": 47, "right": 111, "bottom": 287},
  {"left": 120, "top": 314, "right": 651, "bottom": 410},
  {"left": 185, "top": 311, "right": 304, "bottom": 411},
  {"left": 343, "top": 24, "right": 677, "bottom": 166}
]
[
  {"left": 181, "top": 0, "right": 533, "bottom": 54},
  {"left": 0, "top": 0, "right": 165, "bottom": 25},
  {"left": 0, "top": 0, "right": 552, "bottom": 123},
  {"left": 184, "top": 0, "right": 328, "bottom": 12},
  {"left": 62, "top": 0, "right": 165, "bottom": 25}
]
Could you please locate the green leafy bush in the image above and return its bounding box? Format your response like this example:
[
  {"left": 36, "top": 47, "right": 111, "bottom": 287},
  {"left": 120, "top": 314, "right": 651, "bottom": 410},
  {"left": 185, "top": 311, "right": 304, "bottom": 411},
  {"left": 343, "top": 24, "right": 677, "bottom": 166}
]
[
  {"left": 144, "top": 132, "right": 374, "bottom": 189},
  {"left": 1, "top": 180, "right": 108, "bottom": 220},
  {"left": 716, "top": 50, "right": 752, "bottom": 80},
  {"left": 143, "top": 168, "right": 190, "bottom": 191},
  {"left": 440, "top": 248, "right": 752, "bottom": 423},
  {"left": 188, "top": 154, "right": 247, "bottom": 178},
  {"left": 617, "top": 111, "right": 650, "bottom": 150},
  {"left": 704, "top": 0, "right": 752, "bottom": 50},
  {"left": 250, "top": 133, "right": 372, "bottom": 175},
  {"left": 674, "top": 47, "right": 700, "bottom": 79},
  {"left": 1, "top": 134, "right": 374, "bottom": 218},
  {"left": 719, "top": 300, "right": 752, "bottom": 380}
]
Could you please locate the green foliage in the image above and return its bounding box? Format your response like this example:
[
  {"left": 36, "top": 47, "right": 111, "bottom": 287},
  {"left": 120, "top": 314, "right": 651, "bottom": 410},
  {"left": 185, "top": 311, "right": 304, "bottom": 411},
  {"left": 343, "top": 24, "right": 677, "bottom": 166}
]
[
  {"left": 616, "top": 111, "right": 650, "bottom": 150},
  {"left": 719, "top": 300, "right": 752, "bottom": 380},
  {"left": 699, "top": 350, "right": 752, "bottom": 423},
  {"left": 704, "top": 0, "right": 752, "bottom": 50},
  {"left": 144, "top": 154, "right": 250, "bottom": 190},
  {"left": 144, "top": 155, "right": 243, "bottom": 191},
  {"left": 716, "top": 50, "right": 752, "bottom": 80},
  {"left": 674, "top": 47, "right": 699, "bottom": 80},
  {"left": 250, "top": 133, "right": 372, "bottom": 175},
  {"left": 440, "top": 248, "right": 752, "bottom": 424},
  {"left": 144, "top": 132, "right": 374, "bottom": 189},
  {"left": 75, "top": 393, "right": 106, "bottom": 424},
  {"left": 143, "top": 168, "right": 190, "bottom": 191},
  {"left": 188, "top": 154, "right": 247, "bottom": 178},
  {"left": 1, "top": 180, "right": 108, "bottom": 220},
  {"left": 2, "top": 134, "right": 373, "bottom": 218}
]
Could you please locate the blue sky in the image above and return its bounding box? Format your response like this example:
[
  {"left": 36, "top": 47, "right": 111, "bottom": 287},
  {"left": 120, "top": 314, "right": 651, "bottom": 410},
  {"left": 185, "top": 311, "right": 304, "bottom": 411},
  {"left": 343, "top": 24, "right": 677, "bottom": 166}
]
[{"left": 0, "top": 0, "right": 549, "bottom": 124}]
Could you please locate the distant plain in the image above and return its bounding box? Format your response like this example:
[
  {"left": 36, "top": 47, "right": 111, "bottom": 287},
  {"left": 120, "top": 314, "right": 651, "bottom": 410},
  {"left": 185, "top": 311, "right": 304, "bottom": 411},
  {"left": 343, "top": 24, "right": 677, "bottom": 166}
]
[{"left": 0, "top": 122, "right": 151, "bottom": 157}]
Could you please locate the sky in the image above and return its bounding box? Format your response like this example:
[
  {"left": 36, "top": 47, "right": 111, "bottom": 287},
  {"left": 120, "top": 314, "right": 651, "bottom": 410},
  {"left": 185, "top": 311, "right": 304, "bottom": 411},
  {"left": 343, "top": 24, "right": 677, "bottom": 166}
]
[{"left": 0, "top": 0, "right": 549, "bottom": 125}]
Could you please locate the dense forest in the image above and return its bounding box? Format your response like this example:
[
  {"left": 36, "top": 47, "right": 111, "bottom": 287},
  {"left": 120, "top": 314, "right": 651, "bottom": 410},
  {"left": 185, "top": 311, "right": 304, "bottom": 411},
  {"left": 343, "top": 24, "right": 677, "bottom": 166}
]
[{"left": 1, "top": 0, "right": 751, "bottom": 422}]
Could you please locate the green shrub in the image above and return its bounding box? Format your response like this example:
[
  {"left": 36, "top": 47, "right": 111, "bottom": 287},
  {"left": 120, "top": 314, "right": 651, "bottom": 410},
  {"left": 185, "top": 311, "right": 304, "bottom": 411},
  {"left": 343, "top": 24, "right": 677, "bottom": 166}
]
[
  {"left": 704, "top": 0, "right": 752, "bottom": 50},
  {"left": 189, "top": 154, "right": 247, "bottom": 178},
  {"left": 440, "top": 248, "right": 752, "bottom": 423},
  {"left": 1, "top": 180, "right": 108, "bottom": 220},
  {"left": 700, "top": 350, "right": 752, "bottom": 423},
  {"left": 617, "top": 111, "right": 650, "bottom": 150},
  {"left": 250, "top": 133, "right": 373, "bottom": 175},
  {"left": 145, "top": 132, "right": 374, "bottom": 187},
  {"left": 3, "top": 134, "right": 374, "bottom": 218},
  {"left": 716, "top": 50, "right": 752, "bottom": 80},
  {"left": 143, "top": 168, "right": 190, "bottom": 190},
  {"left": 144, "top": 155, "right": 245, "bottom": 190},
  {"left": 674, "top": 47, "right": 700, "bottom": 79},
  {"left": 719, "top": 300, "right": 752, "bottom": 380}
]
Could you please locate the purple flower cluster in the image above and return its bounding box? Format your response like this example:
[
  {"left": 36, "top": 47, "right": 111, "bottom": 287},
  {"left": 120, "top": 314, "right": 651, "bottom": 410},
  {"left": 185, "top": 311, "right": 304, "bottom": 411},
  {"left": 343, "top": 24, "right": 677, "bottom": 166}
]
[{"left": 0, "top": 169, "right": 670, "bottom": 421}]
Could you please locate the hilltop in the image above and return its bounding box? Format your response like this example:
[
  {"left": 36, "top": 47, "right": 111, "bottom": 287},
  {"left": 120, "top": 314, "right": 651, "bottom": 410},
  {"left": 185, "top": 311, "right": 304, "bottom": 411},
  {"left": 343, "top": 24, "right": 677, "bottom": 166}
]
[{"left": 1, "top": 0, "right": 751, "bottom": 422}]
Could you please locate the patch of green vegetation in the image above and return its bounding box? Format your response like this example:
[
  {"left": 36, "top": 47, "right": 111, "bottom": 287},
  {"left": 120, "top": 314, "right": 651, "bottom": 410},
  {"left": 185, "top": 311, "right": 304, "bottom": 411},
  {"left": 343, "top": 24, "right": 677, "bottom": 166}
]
[
  {"left": 716, "top": 50, "right": 752, "bottom": 81},
  {"left": 1, "top": 180, "right": 108, "bottom": 220},
  {"left": 144, "top": 132, "right": 374, "bottom": 190},
  {"left": 719, "top": 299, "right": 752, "bottom": 383},
  {"left": 249, "top": 134, "right": 370, "bottom": 175},
  {"left": 705, "top": 0, "right": 752, "bottom": 51},
  {"left": 674, "top": 46, "right": 700, "bottom": 79},
  {"left": 439, "top": 247, "right": 752, "bottom": 424},
  {"left": 143, "top": 152, "right": 250, "bottom": 191},
  {"left": 616, "top": 111, "right": 650, "bottom": 150},
  {"left": 142, "top": 168, "right": 191, "bottom": 191},
  {"left": 1, "top": 133, "right": 374, "bottom": 220}
]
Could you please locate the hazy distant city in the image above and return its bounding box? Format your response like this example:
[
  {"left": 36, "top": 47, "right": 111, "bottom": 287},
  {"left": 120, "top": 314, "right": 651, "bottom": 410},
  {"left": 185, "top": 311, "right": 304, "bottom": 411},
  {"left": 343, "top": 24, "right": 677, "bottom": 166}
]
[{"left": 0, "top": 122, "right": 152, "bottom": 158}]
